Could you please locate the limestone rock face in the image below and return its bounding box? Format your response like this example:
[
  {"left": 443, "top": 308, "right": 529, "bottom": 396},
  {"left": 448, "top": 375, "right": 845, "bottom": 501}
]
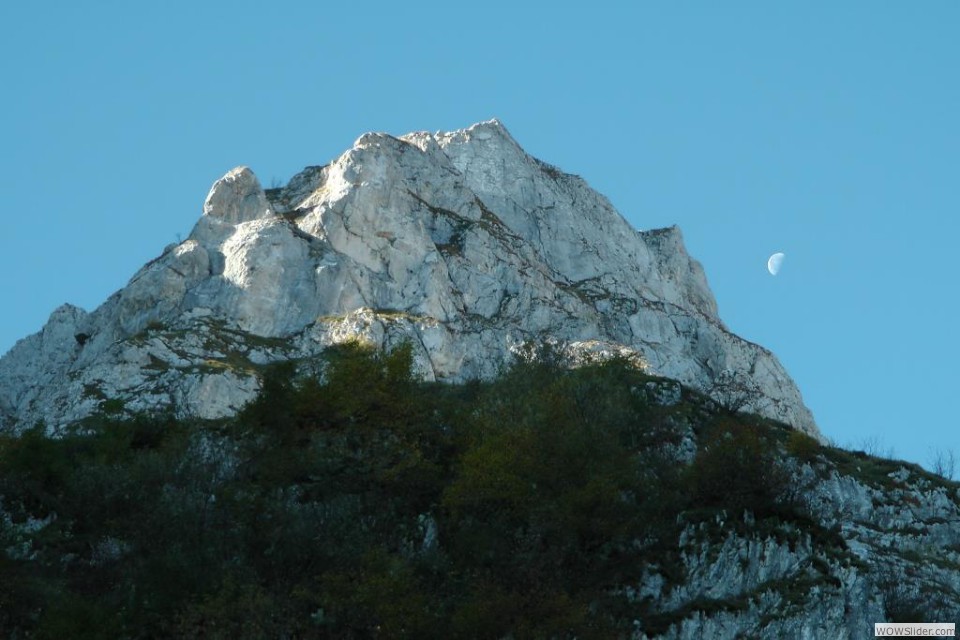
[{"left": 0, "top": 120, "right": 818, "bottom": 438}]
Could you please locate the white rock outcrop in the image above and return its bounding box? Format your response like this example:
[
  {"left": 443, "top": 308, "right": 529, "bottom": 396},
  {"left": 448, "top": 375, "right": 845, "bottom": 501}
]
[{"left": 0, "top": 120, "right": 818, "bottom": 438}]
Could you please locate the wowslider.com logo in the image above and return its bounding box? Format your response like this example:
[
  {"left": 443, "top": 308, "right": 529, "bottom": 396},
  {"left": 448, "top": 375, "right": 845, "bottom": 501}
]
[{"left": 875, "top": 623, "right": 955, "bottom": 637}]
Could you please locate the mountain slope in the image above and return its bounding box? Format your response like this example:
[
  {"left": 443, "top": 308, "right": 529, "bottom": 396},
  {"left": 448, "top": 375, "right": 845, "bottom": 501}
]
[
  {"left": 0, "top": 350, "right": 956, "bottom": 637},
  {"left": 0, "top": 120, "right": 816, "bottom": 438}
]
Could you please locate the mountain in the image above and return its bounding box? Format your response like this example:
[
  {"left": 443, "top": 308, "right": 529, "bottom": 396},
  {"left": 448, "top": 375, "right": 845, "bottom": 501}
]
[
  {"left": 3, "top": 121, "right": 960, "bottom": 637},
  {"left": 0, "top": 120, "right": 817, "bottom": 439}
]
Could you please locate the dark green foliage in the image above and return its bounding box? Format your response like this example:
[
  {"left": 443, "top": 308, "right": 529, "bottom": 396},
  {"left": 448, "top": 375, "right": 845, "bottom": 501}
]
[
  {"left": 786, "top": 429, "right": 821, "bottom": 462},
  {"left": 437, "top": 357, "right": 686, "bottom": 638},
  {"left": 688, "top": 418, "right": 793, "bottom": 518},
  {"left": 0, "top": 344, "right": 834, "bottom": 638}
]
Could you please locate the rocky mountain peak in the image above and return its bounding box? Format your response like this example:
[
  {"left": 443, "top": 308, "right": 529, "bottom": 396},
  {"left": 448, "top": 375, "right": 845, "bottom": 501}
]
[
  {"left": 0, "top": 120, "right": 819, "bottom": 439},
  {"left": 202, "top": 166, "right": 273, "bottom": 223}
]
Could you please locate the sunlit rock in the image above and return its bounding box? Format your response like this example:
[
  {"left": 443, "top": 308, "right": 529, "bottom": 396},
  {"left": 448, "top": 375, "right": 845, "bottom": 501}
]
[{"left": 0, "top": 120, "right": 818, "bottom": 438}]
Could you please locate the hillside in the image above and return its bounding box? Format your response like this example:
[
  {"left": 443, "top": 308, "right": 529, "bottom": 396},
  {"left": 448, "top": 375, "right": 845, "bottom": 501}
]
[{"left": 1, "top": 344, "right": 957, "bottom": 638}]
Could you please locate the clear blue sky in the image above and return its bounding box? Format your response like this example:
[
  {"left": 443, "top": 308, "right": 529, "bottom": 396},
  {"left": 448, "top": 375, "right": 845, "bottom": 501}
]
[{"left": 2, "top": 2, "right": 957, "bottom": 468}]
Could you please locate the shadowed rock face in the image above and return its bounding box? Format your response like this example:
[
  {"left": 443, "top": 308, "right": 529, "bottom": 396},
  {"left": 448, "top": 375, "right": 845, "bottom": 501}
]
[{"left": 0, "top": 120, "right": 818, "bottom": 438}]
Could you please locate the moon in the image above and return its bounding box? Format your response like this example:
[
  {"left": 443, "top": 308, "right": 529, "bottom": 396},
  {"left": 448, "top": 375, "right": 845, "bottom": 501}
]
[{"left": 767, "top": 252, "right": 785, "bottom": 276}]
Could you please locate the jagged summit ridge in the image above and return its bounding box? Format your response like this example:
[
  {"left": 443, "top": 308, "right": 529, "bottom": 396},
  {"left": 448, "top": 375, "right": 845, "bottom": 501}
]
[{"left": 0, "top": 120, "right": 818, "bottom": 438}]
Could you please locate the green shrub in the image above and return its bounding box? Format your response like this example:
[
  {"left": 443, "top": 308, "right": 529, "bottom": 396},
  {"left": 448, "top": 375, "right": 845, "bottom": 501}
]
[
  {"left": 33, "top": 593, "right": 124, "bottom": 640},
  {"left": 98, "top": 398, "right": 125, "bottom": 415},
  {"left": 171, "top": 578, "right": 302, "bottom": 640},
  {"left": 786, "top": 430, "right": 821, "bottom": 462},
  {"left": 689, "top": 419, "right": 792, "bottom": 518}
]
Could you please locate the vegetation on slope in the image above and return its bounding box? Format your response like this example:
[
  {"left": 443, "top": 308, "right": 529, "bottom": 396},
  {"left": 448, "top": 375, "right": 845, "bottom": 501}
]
[{"left": 0, "top": 343, "right": 955, "bottom": 638}]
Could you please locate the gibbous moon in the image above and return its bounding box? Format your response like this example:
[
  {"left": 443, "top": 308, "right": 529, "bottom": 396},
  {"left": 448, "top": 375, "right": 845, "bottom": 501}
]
[{"left": 767, "top": 252, "right": 785, "bottom": 276}]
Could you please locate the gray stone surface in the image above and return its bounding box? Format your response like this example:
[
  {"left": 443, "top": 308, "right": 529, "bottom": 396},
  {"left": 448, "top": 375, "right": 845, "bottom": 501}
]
[
  {"left": 0, "top": 119, "right": 817, "bottom": 438},
  {"left": 624, "top": 453, "right": 960, "bottom": 639}
]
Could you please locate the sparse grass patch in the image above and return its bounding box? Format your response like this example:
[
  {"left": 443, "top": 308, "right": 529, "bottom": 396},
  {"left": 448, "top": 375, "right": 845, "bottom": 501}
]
[{"left": 821, "top": 446, "right": 909, "bottom": 490}]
